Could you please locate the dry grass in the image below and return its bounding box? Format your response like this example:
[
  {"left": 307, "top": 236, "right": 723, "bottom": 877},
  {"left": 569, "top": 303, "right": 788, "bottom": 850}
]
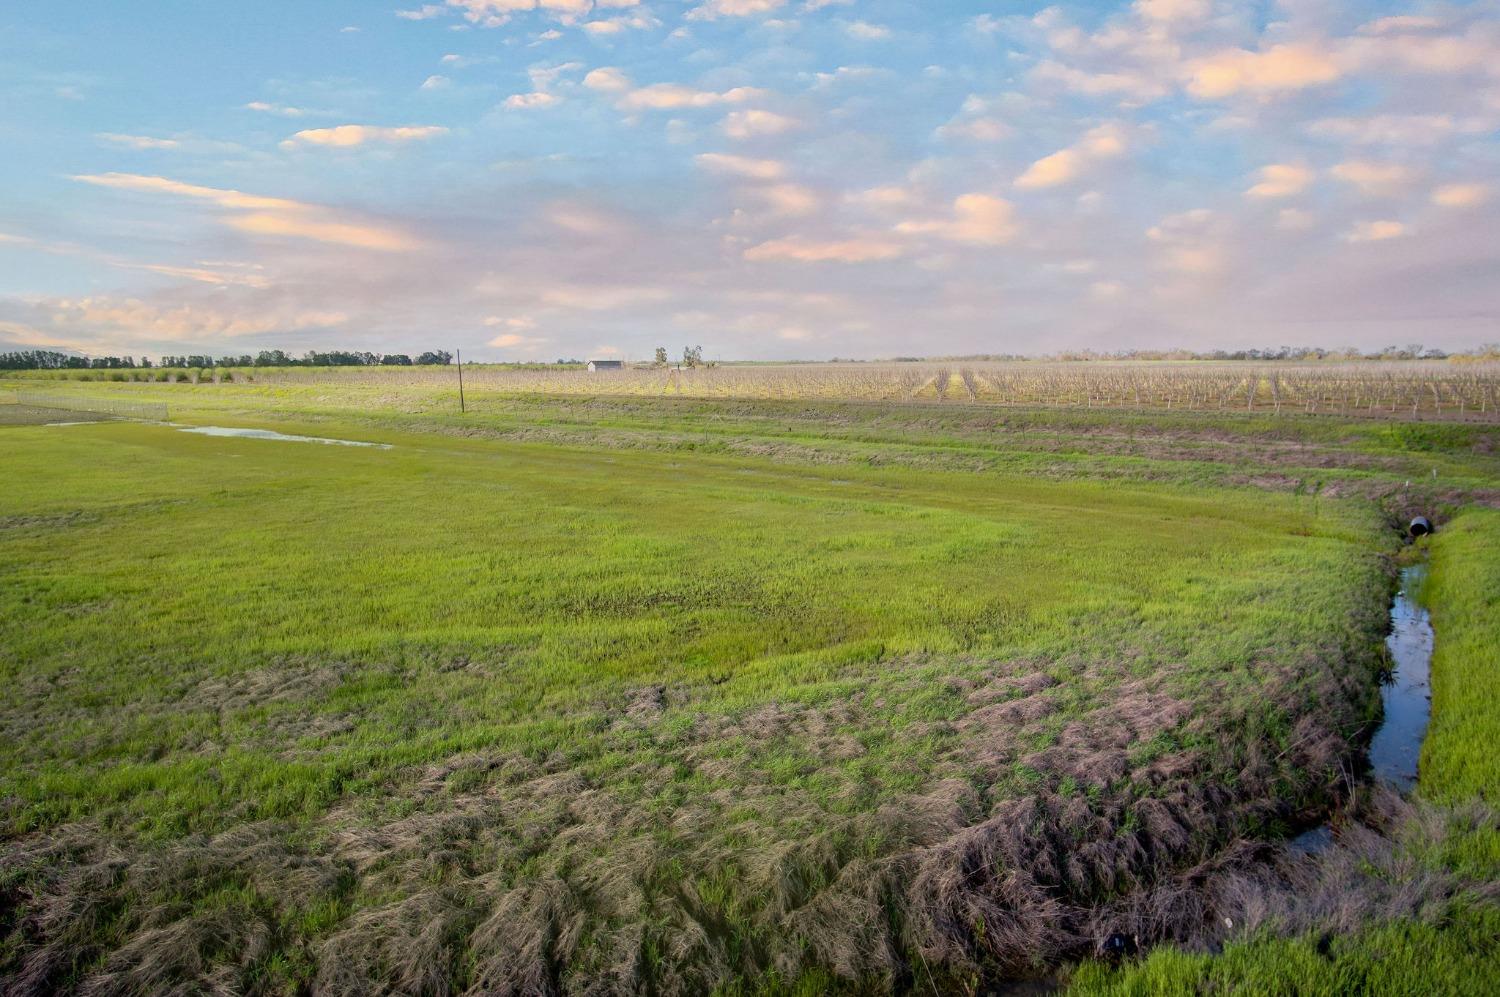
[{"left": 2, "top": 631, "right": 1394, "bottom": 994}]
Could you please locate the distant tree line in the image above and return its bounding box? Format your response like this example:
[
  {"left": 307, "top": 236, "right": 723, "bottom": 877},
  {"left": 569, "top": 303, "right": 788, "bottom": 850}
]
[
  {"left": 913, "top": 344, "right": 1498, "bottom": 363},
  {"left": 0, "top": 349, "right": 455, "bottom": 370}
]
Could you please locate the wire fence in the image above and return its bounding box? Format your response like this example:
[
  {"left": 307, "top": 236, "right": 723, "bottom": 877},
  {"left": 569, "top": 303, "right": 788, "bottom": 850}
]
[{"left": 14, "top": 391, "right": 168, "bottom": 422}]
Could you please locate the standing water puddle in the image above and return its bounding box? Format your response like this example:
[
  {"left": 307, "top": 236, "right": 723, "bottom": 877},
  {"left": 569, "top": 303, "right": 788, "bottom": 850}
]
[
  {"left": 178, "top": 426, "right": 391, "bottom": 449},
  {"left": 1291, "top": 563, "right": 1432, "bottom": 853},
  {"left": 1367, "top": 564, "right": 1433, "bottom": 790}
]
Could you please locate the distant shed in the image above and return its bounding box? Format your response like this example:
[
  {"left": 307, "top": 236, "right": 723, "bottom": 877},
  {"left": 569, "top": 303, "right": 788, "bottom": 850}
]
[{"left": 587, "top": 360, "right": 624, "bottom": 372}]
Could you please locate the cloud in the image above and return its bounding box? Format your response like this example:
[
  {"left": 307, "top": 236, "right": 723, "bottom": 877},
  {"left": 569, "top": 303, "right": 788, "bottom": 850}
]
[
  {"left": 616, "top": 83, "right": 765, "bottom": 111},
  {"left": 0, "top": 228, "right": 273, "bottom": 289},
  {"left": 1015, "top": 123, "right": 1127, "bottom": 189},
  {"left": 583, "top": 67, "right": 632, "bottom": 91},
  {"left": 1133, "top": 0, "right": 1209, "bottom": 23},
  {"left": 486, "top": 315, "right": 548, "bottom": 349},
  {"left": 1276, "top": 208, "right": 1315, "bottom": 231},
  {"left": 582, "top": 12, "right": 657, "bottom": 35},
  {"left": 1344, "top": 220, "right": 1407, "bottom": 242},
  {"left": 695, "top": 152, "right": 786, "bottom": 180},
  {"left": 505, "top": 92, "right": 562, "bottom": 109},
  {"left": 1186, "top": 45, "right": 1341, "bottom": 99},
  {"left": 1329, "top": 160, "right": 1417, "bottom": 195},
  {"left": 743, "top": 236, "right": 904, "bottom": 263},
  {"left": 721, "top": 109, "right": 800, "bottom": 139},
  {"left": 488, "top": 332, "right": 548, "bottom": 347},
  {"left": 281, "top": 125, "right": 447, "bottom": 149},
  {"left": 397, "top": 5, "right": 447, "bottom": 20},
  {"left": 849, "top": 185, "right": 916, "bottom": 209},
  {"left": 439, "top": 1, "right": 609, "bottom": 30},
  {"left": 844, "top": 21, "right": 890, "bottom": 41},
  {"left": 1245, "top": 163, "right": 1314, "bottom": 198},
  {"left": 26, "top": 297, "right": 348, "bottom": 342},
  {"left": 96, "top": 133, "right": 181, "bottom": 150},
  {"left": 420, "top": 75, "right": 452, "bottom": 90},
  {"left": 936, "top": 116, "right": 1010, "bottom": 143},
  {"left": 686, "top": 0, "right": 786, "bottom": 21},
  {"left": 72, "top": 173, "right": 415, "bottom": 251},
  {"left": 244, "top": 101, "right": 312, "bottom": 117},
  {"left": 223, "top": 214, "right": 414, "bottom": 251},
  {"left": 1306, "top": 113, "right": 1494, "bottom": 146},
  {"left": 1432, "top": 183, "right": 1490, "bottom": 208},
  {"left": 750, "top": 183, "right": 819, "bottom": 216},
  {"left": 74, "top": 173, "right": 303, "bottom": 212},
  {"left": 536, "top": 283, "right": 671, "bottom": 311},
  {"left": 125, "top": 262, "right": 270, "bottom": 289},
  {"left": 1029, "top": 60, "right": 1168, "bottom": 102},
  {"left": 1146, "top": 208, "right": 1227, "bottom": 275},
  {"left": 895, "top": 194, "right": 1019, "bottom": 246}
]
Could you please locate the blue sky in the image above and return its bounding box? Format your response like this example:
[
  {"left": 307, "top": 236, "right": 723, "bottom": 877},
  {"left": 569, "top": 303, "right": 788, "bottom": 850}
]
[{"left": 2, "top": 1, "right": 1498, "bottom": 360}]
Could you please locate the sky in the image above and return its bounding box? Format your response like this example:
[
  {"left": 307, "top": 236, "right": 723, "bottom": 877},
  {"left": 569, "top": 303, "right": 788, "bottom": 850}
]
[{"left": 1, "top": 1, "right": 1498, "bottom": 362}]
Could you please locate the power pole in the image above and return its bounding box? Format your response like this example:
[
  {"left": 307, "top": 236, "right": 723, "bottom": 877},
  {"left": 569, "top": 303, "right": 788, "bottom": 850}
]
[{"left": 457, "top": 348, "right": 466, "bottom": 414}]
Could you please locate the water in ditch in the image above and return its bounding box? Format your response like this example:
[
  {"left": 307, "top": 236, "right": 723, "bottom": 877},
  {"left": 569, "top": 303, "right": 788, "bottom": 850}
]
[
  {"left": 1366, "top": 563, "right": 1433, "bottom": 791},
  {"left": 1291, "top": 562, "right": 1433, "bottom": 854}
]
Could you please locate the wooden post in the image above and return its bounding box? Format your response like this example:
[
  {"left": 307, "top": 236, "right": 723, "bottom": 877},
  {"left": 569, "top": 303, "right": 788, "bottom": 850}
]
[{"left": 457, "top": 349, "right": 466, "bottom": 414}]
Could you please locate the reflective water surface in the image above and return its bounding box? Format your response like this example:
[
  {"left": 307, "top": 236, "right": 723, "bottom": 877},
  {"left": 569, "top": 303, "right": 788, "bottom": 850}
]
[{"left": 179, "top": 426, "right": 391, "bottom": 449}]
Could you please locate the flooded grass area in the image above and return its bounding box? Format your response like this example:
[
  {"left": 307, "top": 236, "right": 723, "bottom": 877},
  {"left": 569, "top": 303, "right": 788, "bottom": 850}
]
[
  {"left": 0, "top": 403, "right": 111, "bottom": 427},
  {"left": 178, "top": 425, "right": 392, "bottom": 448}
]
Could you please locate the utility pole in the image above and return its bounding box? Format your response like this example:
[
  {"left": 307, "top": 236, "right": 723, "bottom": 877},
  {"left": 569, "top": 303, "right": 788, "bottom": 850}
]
[{"left": 457, "top": 348, "right": 466, "bottom": 414}]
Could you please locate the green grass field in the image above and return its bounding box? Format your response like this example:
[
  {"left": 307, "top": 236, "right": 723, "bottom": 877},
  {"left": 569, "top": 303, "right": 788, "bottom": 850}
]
[{"left": 1, "top": 379, "right": 1496, "bottom": 994}]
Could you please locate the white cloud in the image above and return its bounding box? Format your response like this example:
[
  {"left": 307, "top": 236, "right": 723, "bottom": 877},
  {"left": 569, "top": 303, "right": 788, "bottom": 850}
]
[
  {"left": 936, "top": 117, "right": 1010, "bottom": 143},
  {"left": 1245, "top": 163, "right": 1314, "bottom": 198},
  {"left": 750, "top": 183, "right": 820, "bottom": 216},
  {"left": 721, "top": 109, "right": 801, "bottom": 139},
  {"left": 30, "top": 297, "right": 348, "bottom": 341},
  {"left": 583, "top": 67, "right": 632, "bottom": 91},
  {"left": 743, "top": 235, "right": 904, "bottom": 263},
  {"left": 686, "top": 0, "right": 786, "bottom": 21},
  {"left": 1329, "top": 160, "right": 1417, "bottom": 195},
  {"left": 1307, "top": 113, "right": 1494, "bottom": 146},
  {"left": 1431, "top": 183, "right": 1490, "bottom": 208},
  {"left": 844, "top": 21, "right": 890, "bottom": 40},
  {"left": 1186, "top": 45, "right": 1341, "bottom": 99},
  {"left": 1276, "top": 208, "right": 1315, "bottom": 231},
  {"left": 617, "top": 83, "right": 765, "bottom": 111},
  {"left": 696, "top": 152, "right": 786, "bottom": 180},
  {"left": 849, "top": 185, "right": 916, "bottom": 209},
  {"left": 505, "top": 92, "right": 562, "bottom": 109},
  {"left": 281, "top": 125, "right": 448, "bottom": 149},
  {"left": 1015, "top": 123, "right": 1127, "bottom": 189},
  {"left": 96, "top": 133, "right": 181, "bottom": 150},
  {"left": 396, "top": 5, "right": 447, "bottom": 21},
  {"left": 1146, "top": 208, "right": 1227, "bottom": 275},
  {"left": 1030, "top": 60, "right": 1168, "bottom": 102},
  {"left": 1133, "top": 0, "right": 1209, "bottom": 23},
  {"left": 1344, "top": 219, "right": 1407, "bottom": 242},
  {"left": 244, "top": 101, "right": 311, "bottom": 117},
  {"left": 72, "top": 173, "right": 415, "bottom": 252},
  {"left": 895, "top": 194, "right": 1019, "bottom": 246}
]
